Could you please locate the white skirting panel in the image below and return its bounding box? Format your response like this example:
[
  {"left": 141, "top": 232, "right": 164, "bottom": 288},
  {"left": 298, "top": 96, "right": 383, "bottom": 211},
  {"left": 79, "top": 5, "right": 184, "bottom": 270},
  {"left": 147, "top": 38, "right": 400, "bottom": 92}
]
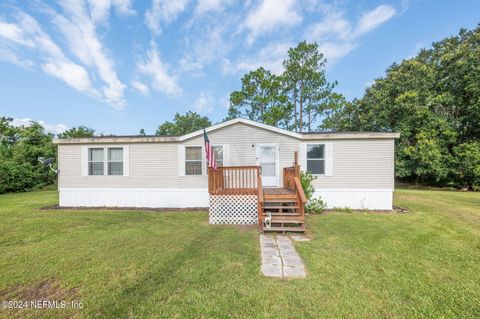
[
  {"left": 59, "top": 188, "right": 209, "bottom": 208},
  {"left": 313, "top": 189, "right": 393, "bottom": 210}
]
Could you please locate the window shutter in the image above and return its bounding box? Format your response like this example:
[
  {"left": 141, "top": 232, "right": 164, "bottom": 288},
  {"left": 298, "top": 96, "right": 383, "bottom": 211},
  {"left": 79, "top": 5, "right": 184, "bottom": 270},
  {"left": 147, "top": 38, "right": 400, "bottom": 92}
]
[
  {"left": 81, "top": 146, "right": 88, "bottom": 176},
  {"left": 202, "top": 145, "right": 207, "bottom": 176},
  {"left": 325, "top": 142, "right": 333, "bottom": 176},
  {"left": 299, "top": 143, "right": 307, "bottom": 172},
  {"left": 178, "top": 145, "right": 185, "bottom": 176},
  {"left": 223, "top": 144, "right": 230, "bottom": 166},
  {"left": 123, "top": 145, "right": 129, "bottom": 177},
  {"left": 103, "top": 148, "right": 108, "bottom": 176}
]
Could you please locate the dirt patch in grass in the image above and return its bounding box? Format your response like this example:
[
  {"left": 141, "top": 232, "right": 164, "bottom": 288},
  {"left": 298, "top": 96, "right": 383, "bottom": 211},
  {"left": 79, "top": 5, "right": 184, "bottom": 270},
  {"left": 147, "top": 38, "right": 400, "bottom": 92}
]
[
  {"left": 41, "top": 204, "right": 208, "bottom": 212},
  {"left": 0, "top": 278, "right": 80, "bottom": 301}
]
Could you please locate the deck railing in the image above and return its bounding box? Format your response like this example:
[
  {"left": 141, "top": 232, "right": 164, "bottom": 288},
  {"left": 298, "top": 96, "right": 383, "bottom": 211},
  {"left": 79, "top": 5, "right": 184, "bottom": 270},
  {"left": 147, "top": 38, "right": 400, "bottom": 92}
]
[
  {"left": 283, "top": 167, "right": 296, "bottom": 190},
  {"left": 208, "top": 166, "right": 261, "bottom": 195},
  {"left": 207, "top": 151, "right": 307, "bottom": 228},
  {"left": 282, "top": 152, "right": 307, "bottom": 220}
]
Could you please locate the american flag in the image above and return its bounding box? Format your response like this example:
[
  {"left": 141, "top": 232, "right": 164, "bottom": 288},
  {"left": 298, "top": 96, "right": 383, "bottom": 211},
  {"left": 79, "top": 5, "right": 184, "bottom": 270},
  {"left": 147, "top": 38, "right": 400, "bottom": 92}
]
[{"left": 203, "top": 129, "right": 217, "bottom": 170}]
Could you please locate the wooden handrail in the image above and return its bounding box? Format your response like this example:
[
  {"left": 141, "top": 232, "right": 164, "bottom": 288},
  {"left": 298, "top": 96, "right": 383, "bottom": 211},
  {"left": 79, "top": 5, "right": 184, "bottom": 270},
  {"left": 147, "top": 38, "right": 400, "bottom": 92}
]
[
  {"left": 294, "top": 177, "right": 307, "bottom": 203},
  {"left": 282, "top": 151, "right": 307, "bottom": 222},
  {"left": 257, "top": 172, "right": 263, "bottom": 229}
]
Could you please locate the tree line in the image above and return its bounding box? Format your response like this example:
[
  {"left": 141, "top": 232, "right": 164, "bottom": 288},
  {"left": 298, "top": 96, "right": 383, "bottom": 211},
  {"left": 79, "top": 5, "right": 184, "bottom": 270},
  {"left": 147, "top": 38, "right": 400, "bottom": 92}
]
[
  {"left": 226, "top": 41, "right": 341, "bottom": 132},
  {"left": 1, "top": 25, "right": 479, "bottom": 193}
]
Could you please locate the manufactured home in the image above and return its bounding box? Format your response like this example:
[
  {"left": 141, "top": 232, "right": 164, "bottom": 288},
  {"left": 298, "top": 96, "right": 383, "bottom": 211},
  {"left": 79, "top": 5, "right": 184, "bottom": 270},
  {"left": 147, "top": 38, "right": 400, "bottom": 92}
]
[{"left": 54, "top": 118, "right": 399, "bottom": 231}]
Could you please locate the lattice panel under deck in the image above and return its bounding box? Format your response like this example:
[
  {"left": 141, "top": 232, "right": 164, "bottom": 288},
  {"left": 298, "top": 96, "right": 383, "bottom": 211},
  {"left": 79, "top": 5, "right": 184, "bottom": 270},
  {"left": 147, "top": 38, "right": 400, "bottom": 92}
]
[{"left": 209, "top": 195, "right": 258, "bottom": 224}]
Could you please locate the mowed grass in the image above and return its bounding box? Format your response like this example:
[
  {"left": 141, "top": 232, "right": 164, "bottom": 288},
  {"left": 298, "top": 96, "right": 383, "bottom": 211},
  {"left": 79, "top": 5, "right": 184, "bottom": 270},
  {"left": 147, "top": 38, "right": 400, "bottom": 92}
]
[{"left": 0, "top": 189, "right": 479, "bottom": 318}]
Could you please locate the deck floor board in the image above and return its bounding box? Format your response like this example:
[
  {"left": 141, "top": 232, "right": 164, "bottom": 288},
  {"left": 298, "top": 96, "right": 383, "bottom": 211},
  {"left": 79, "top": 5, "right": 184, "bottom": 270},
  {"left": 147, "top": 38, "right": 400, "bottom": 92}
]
[
  {"left": 214, "top": 188, "right": 295, "bottom": 196},
  {"left": 263, "top": 188, "right": 295, "bottom": 196}
]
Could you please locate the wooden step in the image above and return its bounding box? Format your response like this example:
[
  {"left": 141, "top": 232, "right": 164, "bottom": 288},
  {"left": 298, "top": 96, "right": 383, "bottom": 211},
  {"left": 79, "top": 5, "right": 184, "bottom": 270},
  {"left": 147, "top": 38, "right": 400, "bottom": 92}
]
[
  {"left": 263, "top": 195, "right": 297, "bottom": 200},
  {"left": 263, "top": 218, "right": 304, "bottom": 224},
  {"left": 263, "top": 226, "right": 306, "bottom": 233},
  {"left": 263, "top": 197, "right": 297, "bottom": 202},
  {"left": 266, "top": 212, "right": 301, "bottom": 217},
  {"left": 263, "top": 205, "right": 299, "bottom": 210}
]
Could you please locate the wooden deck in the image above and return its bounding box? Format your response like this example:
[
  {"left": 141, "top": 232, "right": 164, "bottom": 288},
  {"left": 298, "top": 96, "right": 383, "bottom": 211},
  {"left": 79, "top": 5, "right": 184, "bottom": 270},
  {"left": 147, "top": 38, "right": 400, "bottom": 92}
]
[
  {"left": 215, "top": 188, "right": 257, "bottom": 195},
  {"left": 263, "top": 188, "right": 296, "bottom": 196},
  {"left": 216, "top": 187, "right": 296, "bottom": 196},
  {"left": 207, "top": 152, "right": 307, "bottom": 233}
]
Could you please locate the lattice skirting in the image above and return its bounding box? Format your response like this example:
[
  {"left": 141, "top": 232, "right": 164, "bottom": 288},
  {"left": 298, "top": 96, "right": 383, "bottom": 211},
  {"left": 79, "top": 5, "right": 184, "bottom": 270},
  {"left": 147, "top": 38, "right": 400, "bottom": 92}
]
[{"left": 209, "top": 195, "right": 258, "bottom": 224}]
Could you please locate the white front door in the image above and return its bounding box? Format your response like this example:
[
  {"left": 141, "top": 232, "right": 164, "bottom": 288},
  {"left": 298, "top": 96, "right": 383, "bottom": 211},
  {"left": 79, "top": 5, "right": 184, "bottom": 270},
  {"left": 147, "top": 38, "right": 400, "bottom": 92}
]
[{"left": 257, "top": 144, "right": 279, "bottom": 187}]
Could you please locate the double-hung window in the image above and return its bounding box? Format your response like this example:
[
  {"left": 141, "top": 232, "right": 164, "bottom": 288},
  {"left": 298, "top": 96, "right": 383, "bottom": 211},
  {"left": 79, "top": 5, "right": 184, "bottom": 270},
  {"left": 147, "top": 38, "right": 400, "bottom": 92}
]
[
  {"left": 88, "top": 148, "right": 104, "bottom": 175},
  {"left": 212, "top": 146, "right": 223, "bottom": 167},
  {"left": 306, "top": 144, "right": 325, "bottom": 175},
  {"left": 185, "top": 146, "right": 202, "bottom": 175},
  {"left": 88, "top": 147, "right": 124, "bottom": 176},
  {"left": 108, "top": 148, "right": 123, "bottom": 175}
]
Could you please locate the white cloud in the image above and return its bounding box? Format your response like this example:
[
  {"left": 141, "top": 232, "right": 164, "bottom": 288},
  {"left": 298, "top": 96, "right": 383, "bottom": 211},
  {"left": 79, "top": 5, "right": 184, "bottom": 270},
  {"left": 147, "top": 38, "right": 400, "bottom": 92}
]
[
  {"left": 87, "top": 0, "right": 136, "bottom": 24},
  {"left": 0, "top": 12, "right": 99, "bottom": 97},
  {"left": 305, "top": 4, "right": 396, "bottom": 65},
  {"left": 131, "top": 80, "right": 150, "bottom": 95},
  {"left": 0, "top": 3, "right": 129, "bottom": 108},
  {"left": 244, "top": 0, "right": 301, "bottom": 44},
  {"left": 0, "top": 48, "right": 34, "bottom": 68},
  {"left": 137, "top": 43, "right": 182, "bottom": 96},
  {"left": 195, "top": 0, "right": 234, "bottom": 14},
  {"left": 50, "top": 0, "right": 127, "bottom": 108},
  {"left": 230, "top": 41, "right": 292, "bottom": 75},
  {"left": 193, "top": 90, "right": 214, "bottom": 113},
  {"left": 306, "top": 11, "right": 351, "bottom": 42},
  {"left": 219, "top": 94, "right": 230, "bottom": 109},
  {"left": 354, "top": 5, "right": 396, "bottom": 38},
  {"left": 0, "top": 21, "right": 35, "bottom": 46},
  {"left": 42, "top": 61, "right": 94, "bottom": 93},
  {"left": 179, "top": 24, "right": 230, "bottom": 73},
  {"left": 11, "top": 118, "right": 69, "bottom": 134},
  {"left": 318, "top": 42, "right": 356, "bottom": 65},
  {"left": 145, "top": 0, "right": 188, "bottom": 35}
]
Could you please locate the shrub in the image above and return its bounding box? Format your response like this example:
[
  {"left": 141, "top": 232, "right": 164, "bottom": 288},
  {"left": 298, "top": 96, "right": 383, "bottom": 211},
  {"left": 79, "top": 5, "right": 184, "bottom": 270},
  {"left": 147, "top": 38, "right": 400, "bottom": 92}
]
[
  {"left": 305, "top": 197, "right": 326, "bottom": 214},
  {"left": 453, "top": 142, "right": 480, "bottom": 190},
  {"left": 0, "top": 161, "right": 39, "bottom": 194},
  {"left": 300, "top": 171, "right": 316, "bottom": 200},
  {"left": 301, "top": 170, "right": 327, "bottom": 213}
]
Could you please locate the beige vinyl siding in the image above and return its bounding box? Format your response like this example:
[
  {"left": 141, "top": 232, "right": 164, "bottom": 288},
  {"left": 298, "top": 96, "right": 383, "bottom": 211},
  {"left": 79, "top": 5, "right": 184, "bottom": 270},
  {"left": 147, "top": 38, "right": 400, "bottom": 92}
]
[
  {"left": 308, "top": 139, "right": 395, "bottom": 189},
  {"left": 58, "top": 122, "right": 394, "bottom": 190}
]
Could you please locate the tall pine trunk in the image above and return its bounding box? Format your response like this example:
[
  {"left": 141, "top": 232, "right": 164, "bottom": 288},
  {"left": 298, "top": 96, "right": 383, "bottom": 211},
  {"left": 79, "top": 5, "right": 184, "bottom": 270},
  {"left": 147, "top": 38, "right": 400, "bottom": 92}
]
[
  {"left": 308, "top": 105, "right": 311, "bottom": 132},
  {"left": 299, "top": 82, "right": 303, "bottom": 132},
  {"left": 294, "top": 90, "right": 298, "bottom": 132}
]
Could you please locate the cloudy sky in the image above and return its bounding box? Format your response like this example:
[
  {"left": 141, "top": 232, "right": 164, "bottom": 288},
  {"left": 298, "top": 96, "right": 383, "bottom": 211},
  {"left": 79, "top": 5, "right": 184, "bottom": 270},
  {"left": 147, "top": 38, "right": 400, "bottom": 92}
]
[{"left": 0, "top": 0, "right": 479, "bottom": 134}]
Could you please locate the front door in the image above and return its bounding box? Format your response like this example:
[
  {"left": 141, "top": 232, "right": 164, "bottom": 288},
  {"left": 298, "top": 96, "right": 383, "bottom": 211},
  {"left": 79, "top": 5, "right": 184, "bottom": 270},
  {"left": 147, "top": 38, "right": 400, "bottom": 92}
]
[{"left": 257, "top": 144, "right": 279, "bottom": 187}]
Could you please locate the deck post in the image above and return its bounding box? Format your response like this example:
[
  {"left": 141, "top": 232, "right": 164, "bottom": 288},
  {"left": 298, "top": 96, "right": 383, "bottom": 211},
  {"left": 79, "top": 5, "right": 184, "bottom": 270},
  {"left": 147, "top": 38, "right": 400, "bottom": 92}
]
[{"left": 294, "top": 151, "right": 300, "bottom": 177}]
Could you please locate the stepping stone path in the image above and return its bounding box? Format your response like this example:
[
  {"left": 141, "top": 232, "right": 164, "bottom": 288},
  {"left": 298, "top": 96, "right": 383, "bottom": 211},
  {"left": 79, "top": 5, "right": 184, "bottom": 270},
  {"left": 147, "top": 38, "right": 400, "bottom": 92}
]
[
  {"left": 260, "top": 235, "right": 306, "bottom": 278},
  {"left": 291, "top": 235, "right": 310, "bottom": 242}
]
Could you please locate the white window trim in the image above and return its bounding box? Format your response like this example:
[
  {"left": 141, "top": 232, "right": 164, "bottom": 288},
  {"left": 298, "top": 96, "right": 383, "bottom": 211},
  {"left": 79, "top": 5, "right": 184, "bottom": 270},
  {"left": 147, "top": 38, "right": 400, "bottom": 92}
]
[
  {"left": 212, "top": 145, "right": 224, "bottom": 167},
  {"left": 87, "top": 147, "right": 105, "bottom": 176},
  {"left": 185, "top": 145, "right": 203, "bottom": 176},
  {"left": 82, "top": 145, "right": 129, "bottom": 177},
  {"left": 204, "top": 145, "right": 224, "bottom": 171},
  {"left": 306, "top": 143, "right": 326, "bottom": 177},
  {"left": 107, "top": 147, "right": 124, "bottom": 176}
]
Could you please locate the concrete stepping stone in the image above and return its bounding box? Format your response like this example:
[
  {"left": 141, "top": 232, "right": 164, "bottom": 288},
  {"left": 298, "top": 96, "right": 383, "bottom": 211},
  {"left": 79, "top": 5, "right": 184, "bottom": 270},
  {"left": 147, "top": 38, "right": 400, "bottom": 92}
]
[
  {"left": 283, "top": 266, "right": 306, "bottom": 278},
  {"left": 261, "top": 264, "right": 283, "bottom": 277},
  {"left": 260, "top": 235, "right": 307, "bottom": 278},
  {"left": 291, "top": 235, "right": 310, "bottom": 242}
]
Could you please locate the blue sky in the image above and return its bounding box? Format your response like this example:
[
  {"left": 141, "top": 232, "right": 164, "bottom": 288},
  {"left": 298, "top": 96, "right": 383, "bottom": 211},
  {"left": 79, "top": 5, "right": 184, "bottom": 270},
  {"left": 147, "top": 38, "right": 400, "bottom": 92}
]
[{"left": 0, "top": 0, "right": 479, "bottom": 135}]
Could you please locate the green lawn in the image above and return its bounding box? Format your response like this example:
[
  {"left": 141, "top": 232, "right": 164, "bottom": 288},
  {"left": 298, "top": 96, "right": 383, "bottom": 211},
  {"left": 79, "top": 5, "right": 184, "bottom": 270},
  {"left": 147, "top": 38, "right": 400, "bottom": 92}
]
[{"left": 0, "top": 189, "right": 479, "bottom": 318}]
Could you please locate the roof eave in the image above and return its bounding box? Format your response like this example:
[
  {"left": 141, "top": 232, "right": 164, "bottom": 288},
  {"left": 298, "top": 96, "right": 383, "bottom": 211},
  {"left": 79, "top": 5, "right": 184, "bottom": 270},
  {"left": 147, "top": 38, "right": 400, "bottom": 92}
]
[{"left": 301, "top": 132, "right": 400, "bottom": 139}]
